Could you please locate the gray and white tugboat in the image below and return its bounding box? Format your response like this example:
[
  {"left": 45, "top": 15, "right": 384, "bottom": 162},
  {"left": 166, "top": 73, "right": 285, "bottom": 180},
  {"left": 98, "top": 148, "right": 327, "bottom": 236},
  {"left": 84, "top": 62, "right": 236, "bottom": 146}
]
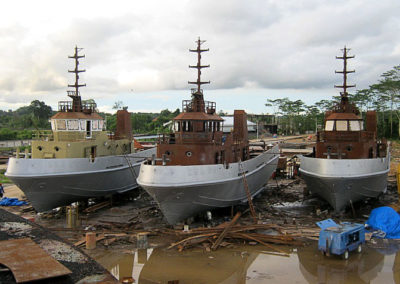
[
  {"left": 6, "top": 46, "right": 155, "bottom": 212},
  {"left": 299, "top": 47, "right": 390, "bottom": 211},
  {"left": 137, "top": 38, "right": 280, "bottom": 224}
]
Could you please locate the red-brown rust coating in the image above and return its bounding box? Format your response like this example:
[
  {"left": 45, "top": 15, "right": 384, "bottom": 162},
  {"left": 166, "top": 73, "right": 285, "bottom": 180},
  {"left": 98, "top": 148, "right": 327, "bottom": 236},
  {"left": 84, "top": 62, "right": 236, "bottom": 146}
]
[
  {"left": 155, "top": 39, "right": 250, "bottom": 166},
  {"left": 315, "top": 48, "right": 386, "bottom": 160},
  {"left": 115, "top": 109, "right": 132, "bottom": 140}
]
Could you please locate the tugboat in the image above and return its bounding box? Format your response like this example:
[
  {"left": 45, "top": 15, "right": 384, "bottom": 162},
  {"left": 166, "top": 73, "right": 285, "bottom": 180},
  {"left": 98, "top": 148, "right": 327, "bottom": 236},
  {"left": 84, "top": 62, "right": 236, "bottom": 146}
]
[
  {"left": 299, "top": 47, "right": 390, "bottom": 211},
  {"left": 6, "top": 46, "right": 155, "bottom": 212},
  {"left": 137, "top": 38, "right": 280, "bottom": 224}
]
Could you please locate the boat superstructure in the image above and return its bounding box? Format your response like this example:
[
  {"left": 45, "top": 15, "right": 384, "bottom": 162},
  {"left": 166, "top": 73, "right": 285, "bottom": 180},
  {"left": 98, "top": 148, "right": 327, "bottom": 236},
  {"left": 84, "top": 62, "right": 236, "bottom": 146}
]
[
  {"left": 6, "top": 46, "right": 155, "bottom": 212},
  {"left": 299, "top": 47, "right": 390, "bottom": 211},
  {"left": 137, "top": 38, "right": 280, "bottom": 224}
]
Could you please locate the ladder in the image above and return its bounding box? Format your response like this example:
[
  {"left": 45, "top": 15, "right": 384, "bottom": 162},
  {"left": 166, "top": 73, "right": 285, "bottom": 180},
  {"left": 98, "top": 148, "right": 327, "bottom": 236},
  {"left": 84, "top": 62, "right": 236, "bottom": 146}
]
[{"left": 239, "top": 161, "right": 257, "bottom": 223}]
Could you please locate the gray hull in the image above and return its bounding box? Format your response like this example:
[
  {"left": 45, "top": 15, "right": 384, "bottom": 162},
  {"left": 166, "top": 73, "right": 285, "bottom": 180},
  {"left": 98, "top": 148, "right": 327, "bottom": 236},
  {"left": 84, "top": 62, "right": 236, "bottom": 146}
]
[
  {"left": 137, "top": 145, "right": 280, "bottom": 224},
  {"left": 299, "top": 154, "right": 390, "bottom": 211},
  {"left": 5, "top": 148, "right": 156, "bottom": 212}
]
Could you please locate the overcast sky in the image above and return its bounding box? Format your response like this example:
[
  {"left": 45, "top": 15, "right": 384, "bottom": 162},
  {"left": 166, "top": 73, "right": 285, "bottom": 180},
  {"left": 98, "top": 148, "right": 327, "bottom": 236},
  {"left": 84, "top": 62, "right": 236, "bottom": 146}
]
[{"left": 0, "top": 0, "right": 399, "bottom": 114}]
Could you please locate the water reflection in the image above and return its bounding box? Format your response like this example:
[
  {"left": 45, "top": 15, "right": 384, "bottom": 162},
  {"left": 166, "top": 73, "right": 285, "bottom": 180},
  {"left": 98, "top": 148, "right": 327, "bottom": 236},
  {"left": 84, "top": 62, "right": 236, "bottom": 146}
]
[
  {"left": 297, "top": 244, "right": 384, "bottom": 284},
  {"left": 139, "top": 248, "right": 259, "bottom": 284},
  {"left": 95, "top": 243, "right": 400, "bottom": 284}
]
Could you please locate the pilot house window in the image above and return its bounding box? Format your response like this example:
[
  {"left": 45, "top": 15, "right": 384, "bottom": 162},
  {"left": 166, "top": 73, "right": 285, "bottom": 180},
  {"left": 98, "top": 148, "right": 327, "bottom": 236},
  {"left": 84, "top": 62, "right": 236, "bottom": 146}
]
[
  {"left": 182, "top": 121, "right": 193, "bottom": 132},
  {"left": 349, "top": 120, "right": 361, "bottom": 131},
  {"left": 325, "top": 120, "right": 334, "bottom": 131},
  {"left": 336, "top": 120, "right": 348, "bottom": 131}
]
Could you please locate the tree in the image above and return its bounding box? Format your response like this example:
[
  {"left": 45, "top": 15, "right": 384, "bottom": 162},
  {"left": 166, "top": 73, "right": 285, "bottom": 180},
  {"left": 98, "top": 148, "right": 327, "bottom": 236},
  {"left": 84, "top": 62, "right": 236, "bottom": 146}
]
[
  {"left": 265, "top": 98, "right": 283, "bottom": 124},
  {"left": 349, "top": 89, "right": 373, "bottom": 115},
  {"left": 315, "top": 99, "right": 334, "bottom": 113},
  {"left": 278, "top": 98, "right": 305, "bottom": 134},
  {"left": 371, "top": 65, "right": 400, "bottom": 137},
  {"left": 112, "top": 101, "right": 124, "bottom": 110},
  {"left": 305, "top": 105, "right": 320, "bottom": 132},
  {"left": 28, "top": 100, "right": 52, "bottom": 120}
]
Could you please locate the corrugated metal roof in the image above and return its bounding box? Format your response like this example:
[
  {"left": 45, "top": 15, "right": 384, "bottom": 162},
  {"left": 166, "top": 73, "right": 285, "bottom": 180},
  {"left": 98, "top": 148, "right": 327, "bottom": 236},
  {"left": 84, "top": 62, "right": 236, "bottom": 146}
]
[
  {"left": 325, "top": 113, "right": 361, "bottom": 120},
  {"left": 221, "top": 116, "right": 256, "bottom": 126}
]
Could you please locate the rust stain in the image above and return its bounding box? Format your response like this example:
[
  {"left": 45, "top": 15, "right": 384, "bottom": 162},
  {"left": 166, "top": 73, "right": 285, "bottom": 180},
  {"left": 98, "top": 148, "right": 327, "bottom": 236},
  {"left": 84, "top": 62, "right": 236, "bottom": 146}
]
[{"left": 0, "top": 238, "right": 71, "bottom": 283}]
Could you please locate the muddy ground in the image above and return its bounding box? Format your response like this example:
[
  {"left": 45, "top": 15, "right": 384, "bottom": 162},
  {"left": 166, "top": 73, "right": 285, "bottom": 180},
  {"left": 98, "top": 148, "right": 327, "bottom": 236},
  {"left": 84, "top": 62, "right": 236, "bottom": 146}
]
[
  {"left": 1, "top": 139, "right": 400, "bottom": 283},
  {"left": 2, "top": 141, "right": 399, "bottom": 254}
]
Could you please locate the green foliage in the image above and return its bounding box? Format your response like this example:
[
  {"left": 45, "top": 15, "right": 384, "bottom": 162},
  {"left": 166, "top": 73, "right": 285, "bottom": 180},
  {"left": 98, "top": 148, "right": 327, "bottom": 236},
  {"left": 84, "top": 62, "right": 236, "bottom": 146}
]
[
  {"left": 0, "top": 100, "right": 52, "bottom": 134},
  {"left": 112, "top": 100, "right": 124, "bottom": 110},
  {"left": 265, "top": 65, "right": 400, "bottom": 138},
  {"left": 0, "top": 169, "right": 10, "bottom": 183},
  {"left": 0, "top": 128, "right": 17, "bottom": 140},
  {"left": 103, "top": 108, "right": 180, "bottom": 134}
]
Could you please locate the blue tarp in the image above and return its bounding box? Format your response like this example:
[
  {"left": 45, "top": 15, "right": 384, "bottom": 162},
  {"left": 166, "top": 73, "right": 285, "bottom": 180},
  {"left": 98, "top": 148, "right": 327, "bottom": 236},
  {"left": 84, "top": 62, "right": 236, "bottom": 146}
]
[
  {"left": 366, "top": 206, "right": 400, "bottom": 239},
  {"left": 0, "top": 197, "right": 28, "bottom": 206}
]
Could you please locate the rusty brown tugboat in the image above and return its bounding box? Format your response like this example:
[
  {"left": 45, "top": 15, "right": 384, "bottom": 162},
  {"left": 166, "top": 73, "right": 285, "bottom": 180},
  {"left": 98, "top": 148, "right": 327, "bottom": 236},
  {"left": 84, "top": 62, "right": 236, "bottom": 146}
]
[
  {"left": 137, "top": 38, "right": 280, "bottom": 224},
  {"left": 299, "top": 47, "right": 390, "bottom": 211}
]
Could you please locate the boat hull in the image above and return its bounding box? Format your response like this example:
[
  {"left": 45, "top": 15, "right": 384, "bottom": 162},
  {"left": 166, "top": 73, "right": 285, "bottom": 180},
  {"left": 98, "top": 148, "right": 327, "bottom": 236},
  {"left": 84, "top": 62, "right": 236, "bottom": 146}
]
[
  {"left": 299, "top": 154, "right": 390, "bottom": 211},
  {"left": 137, "top": 145, "right": 280, "bottom": 224},
  {"left": 5, "top": 148, "right": 156, "bottom": 212}
]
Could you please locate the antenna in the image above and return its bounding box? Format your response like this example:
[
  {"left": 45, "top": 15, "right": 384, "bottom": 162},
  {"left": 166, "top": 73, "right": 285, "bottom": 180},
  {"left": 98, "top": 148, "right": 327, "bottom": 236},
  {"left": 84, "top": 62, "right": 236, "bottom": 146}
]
[
  {"left": 334, "top": 46, "right": 355, "bottom": 98},
  {"left": 67, "top": 46, "right": 86, "bottom": 112},
  {"left": 188, "top": 37, "right": 210, "bottom": 93}
]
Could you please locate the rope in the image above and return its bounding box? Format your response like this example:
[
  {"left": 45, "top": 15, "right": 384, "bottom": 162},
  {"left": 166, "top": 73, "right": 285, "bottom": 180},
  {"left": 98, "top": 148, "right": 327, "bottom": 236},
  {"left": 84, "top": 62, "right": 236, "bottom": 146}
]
[{"left": 123, "top": 152, "right": 138, "bottom": 181}]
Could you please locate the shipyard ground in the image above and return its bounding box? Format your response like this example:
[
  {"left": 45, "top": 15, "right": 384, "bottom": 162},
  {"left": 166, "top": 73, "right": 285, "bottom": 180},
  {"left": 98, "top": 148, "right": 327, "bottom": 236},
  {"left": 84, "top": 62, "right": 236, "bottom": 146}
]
[{"left": 1, "top": 139, "right": 400, "bottom": 283}]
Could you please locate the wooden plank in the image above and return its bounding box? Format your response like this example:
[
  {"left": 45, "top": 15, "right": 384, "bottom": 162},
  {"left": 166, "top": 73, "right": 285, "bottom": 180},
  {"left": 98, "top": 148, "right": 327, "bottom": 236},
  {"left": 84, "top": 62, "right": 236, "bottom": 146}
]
[
  {"left": 0, "top": 238, "right": 71, "bottom": 283},
  {"left": 74, "top": 234, "right": 105, "bottom": 247},
  {"left": 168, "top": 233, "right": 217, "bottom": 250},
  {"left": 83, "top": 200, "right": 111, "bottom": 213},
  {"left": 211, "top": 212, "right": 241, "bottom": 250}
]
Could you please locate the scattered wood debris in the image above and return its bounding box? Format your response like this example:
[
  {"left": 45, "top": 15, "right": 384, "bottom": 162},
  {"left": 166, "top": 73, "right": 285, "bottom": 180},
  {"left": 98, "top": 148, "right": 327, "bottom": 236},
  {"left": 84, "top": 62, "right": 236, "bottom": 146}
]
[
  {"left": 83, "top": 200, "right": 111, "bottom": 213},
  {"left": 165, "top": 213, "right": 305, "bottom": 252}
]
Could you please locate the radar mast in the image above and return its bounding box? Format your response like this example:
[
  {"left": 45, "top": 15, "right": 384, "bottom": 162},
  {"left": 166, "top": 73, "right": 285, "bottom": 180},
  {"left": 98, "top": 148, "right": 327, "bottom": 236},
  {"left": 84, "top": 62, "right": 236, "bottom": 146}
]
[
  {"left": 334, "top": 46, "right": 356, "bottom": 112},
  {"left": 67, "top": 46, "right": 86, "bottom": 112}
]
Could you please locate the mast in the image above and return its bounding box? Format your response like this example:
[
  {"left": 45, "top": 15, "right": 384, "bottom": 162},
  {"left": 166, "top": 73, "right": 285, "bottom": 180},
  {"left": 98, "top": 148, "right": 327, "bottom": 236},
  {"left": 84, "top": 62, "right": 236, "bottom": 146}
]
[
  {"left": 67, "top": 46, "right": 86, "bottom": 112},
  {"left": 188, "top": 37, "right": 210, "bottom": 94},
  {"left": 335, "top": 46, "right": 355, "bottom": 99}
]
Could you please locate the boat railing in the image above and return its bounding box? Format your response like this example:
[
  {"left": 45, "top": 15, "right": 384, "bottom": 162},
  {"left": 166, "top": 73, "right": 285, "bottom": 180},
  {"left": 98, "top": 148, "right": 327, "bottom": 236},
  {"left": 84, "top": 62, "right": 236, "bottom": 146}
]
[
  {"left": 182, "top": 100, "right": 216, "bottom": 114},
  {"left": 33, "top": 131, "right": 95, "bottom": 142},
  {"left": 32, "top": 131, "right": 54, "bottom": 141},
  {"left": 158, "top": 132, "right": 223, "bottom": 145},
  {"left": 58, "top": 100, "right": 98, "bottom": 113}
]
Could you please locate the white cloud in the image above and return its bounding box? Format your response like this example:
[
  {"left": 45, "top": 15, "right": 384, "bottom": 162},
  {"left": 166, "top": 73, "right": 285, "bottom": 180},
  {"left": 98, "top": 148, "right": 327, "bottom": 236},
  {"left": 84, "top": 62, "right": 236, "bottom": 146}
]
[{"left": 0, "top": 0, "right": 399, "bottom": 113}]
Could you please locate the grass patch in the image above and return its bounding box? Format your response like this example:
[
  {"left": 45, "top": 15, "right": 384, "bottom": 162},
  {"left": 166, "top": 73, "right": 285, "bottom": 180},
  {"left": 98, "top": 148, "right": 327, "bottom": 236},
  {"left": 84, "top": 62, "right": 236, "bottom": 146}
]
[{"left": 0, "top": 169, "right": 10, "bottom": 184}]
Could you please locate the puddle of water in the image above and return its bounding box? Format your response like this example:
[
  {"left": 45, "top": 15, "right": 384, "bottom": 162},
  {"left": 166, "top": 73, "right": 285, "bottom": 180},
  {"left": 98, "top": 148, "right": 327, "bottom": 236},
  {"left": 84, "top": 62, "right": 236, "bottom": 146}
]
[{"left": 94, "top": 242, "right": 400, "bottom": 284}]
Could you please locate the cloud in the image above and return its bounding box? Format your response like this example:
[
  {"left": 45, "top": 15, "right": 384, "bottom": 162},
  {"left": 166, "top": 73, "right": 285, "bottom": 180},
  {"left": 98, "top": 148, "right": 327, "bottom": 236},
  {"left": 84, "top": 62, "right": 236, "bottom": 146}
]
[{"left": 0, "top": 0, "right": 399, "bottom": 113}]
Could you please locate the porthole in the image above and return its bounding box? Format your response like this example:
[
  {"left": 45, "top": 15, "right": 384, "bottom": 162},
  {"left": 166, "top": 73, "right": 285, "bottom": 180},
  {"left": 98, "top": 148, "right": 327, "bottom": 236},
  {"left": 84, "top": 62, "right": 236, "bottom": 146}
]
[
  {"left": 37, "top": 146, "right": 43, "bottom": 151},
  {"left": 54, "top": 146, "right": 60, "bottom": 151},
  {"left": 346, "top": 146, "right": 352, "bottom": 151},
  {"left": 165, "top": 151, "right": 171, "bottom": 155},
  {"left": 186, "top": 151, "right": 192, "bottom": 157}
]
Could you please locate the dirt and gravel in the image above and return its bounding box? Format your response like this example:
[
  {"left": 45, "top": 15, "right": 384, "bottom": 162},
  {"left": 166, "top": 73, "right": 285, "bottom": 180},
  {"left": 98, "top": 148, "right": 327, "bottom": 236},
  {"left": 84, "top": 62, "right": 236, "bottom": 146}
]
[
  {"left": 0, "top": 208, "right": 117, "bottom": 283},
  {"left": 1, "top": 139, "right": 400, "bottom": 282}
]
